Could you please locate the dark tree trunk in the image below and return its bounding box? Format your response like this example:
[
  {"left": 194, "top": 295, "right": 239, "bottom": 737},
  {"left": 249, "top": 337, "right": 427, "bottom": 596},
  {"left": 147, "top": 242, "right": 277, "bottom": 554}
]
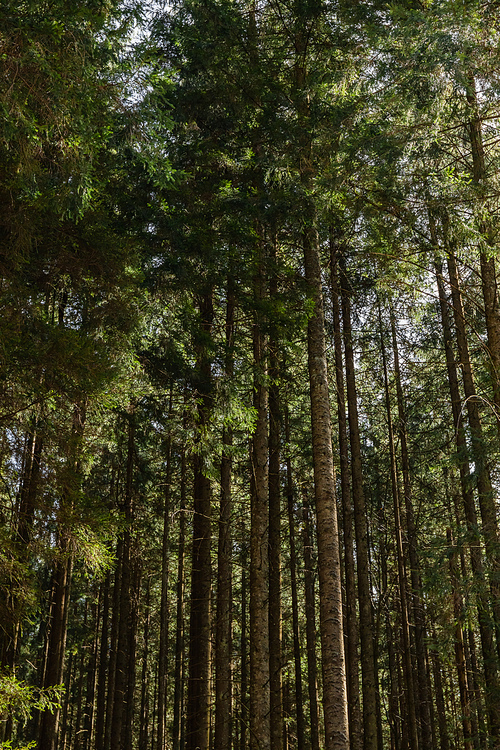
[
  {"left": 157, "top": 388, "right": 173, "bottom": 750},
  {"left": 250, "top": 233, "right": 270, "bottom": 750},
  {"left": 215, "top": 284, "right": 234, "bottom": 750},
  {"left": 139, "top": 578, "right": 151, "bottom": 750},
  {"left": 186, "top": 291, "right": 214, "bottom": 750},
  {"left": 37, "top": 549, "right": 73, "bottom": 750},
  {"left": 378, "top": 302, "right": 419, "bottom": 750},
  {"left": 110, "top": 407, "right": 135, "bottom": 750},
  {"left": 95, "top": 573, "right": 110, "bottom": 750},
  {"left": 330, "top": 241, "right": 361, "bottom": 750},
  {"left": 447, "top": 528, "right": 473, "bottom": 750},
  {"left": 269, "top": 240, "right": 283, "bottom": 750},
  {"left": 340, "top": 258, "right": 378, "bottom": 750},
  {"left": 173, "top": 439, "right": 187, "bottom": 750},
  {"left": 302, "top": 494, "right": 320, "bottom": 750},
  {"left": 285, "top": 405, "right": 305, "bottom": 750},
  {"left": 390, "top": 314, "right": 433, "bottom": 749},
  {"left": 239, "top": 515, "right": 249, "bottom": 750}
]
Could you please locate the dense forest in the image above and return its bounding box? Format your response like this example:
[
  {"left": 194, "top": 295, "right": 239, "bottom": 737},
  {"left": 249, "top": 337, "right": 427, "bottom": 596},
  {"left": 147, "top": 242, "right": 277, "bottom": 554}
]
[{"left": 2, "top": 1, "right": 500, "bottom": 750}]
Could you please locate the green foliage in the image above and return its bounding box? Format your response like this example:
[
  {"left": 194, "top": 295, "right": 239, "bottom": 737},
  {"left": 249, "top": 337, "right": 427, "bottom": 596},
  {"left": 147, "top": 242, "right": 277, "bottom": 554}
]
[{"left": 0, "top": 672, "right": 63, "bottom": 723}]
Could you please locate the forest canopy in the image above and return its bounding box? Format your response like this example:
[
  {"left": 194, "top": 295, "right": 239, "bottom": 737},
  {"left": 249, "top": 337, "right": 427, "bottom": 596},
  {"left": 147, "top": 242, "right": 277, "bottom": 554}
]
[{"left": 2, "top": 2, "right": 500, "bottom": 750}]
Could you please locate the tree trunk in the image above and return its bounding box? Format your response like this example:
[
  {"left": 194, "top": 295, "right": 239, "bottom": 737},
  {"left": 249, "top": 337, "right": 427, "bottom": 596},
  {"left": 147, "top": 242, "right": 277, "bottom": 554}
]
[
  {"left": 303, "top": 221, "right": 348, "bottom": 750},
  {"left": 215, "top": 284, "right": 234, "bottom": 750},
  {"left": 38, "top": 401, "right": 85, "bottom": 750},
  {"left": 330, "top": 240, "right": 361, "bottom": 750},
  {"left": 250, "top": 232, "right": 270, "bottom": 750},
  {"left": 95, "top": 572, "right": 110, "bottom": 750},
  {"left": 269, "top": 239, "right": 283, "bottom": 750},
  {"left": 302, "top": 495, "right": 321, "bottom": 750},
  {"left": 378, "top": 301, "right": 419, "bottom": 750},
  {"left": 173, "top": 436, "right": 187, "bottom": 750},
  {"left": 139, "top": 577, "right": 151, "bottom": 750},
  {"left": 110, "top": 407, "right": 135, "bottom": 750},
  {"left": 285, "top": 405, "right": 305, "bottom": 750},
  {"left": 37, "top": 549, "right": 73, "bottom": 750},
  {"left": 390, "top": 313, "right": 432, "bottom": 748},
  {"left": 340, "top": 257, "right": 378, "bottom": 750},
  {"left": 186, "top": 291, "right": 213, "bottom": 750},
  {"left": 157, "top": 388, "right": 173, "bottom": 750},
  {"left": 447, "top": 528, "right": 473, "bottom": 750}
]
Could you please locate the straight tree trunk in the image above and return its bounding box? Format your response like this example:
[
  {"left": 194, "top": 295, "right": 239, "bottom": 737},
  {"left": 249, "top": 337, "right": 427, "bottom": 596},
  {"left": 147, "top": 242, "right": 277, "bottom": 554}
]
[
  {"left": 378, "top": 302, "right": 419, "bottom": 750},
  {"left": 172, "top": 432, "right": 187, "bottom": 750},
  {"left": 173, "top": 437, "right": 187, "bottom": 750},
  {"left": 430, "top": 629, "right": 450, "bottom": 750},
  {"left": 340, "top": 258, "right": 378, "bottom": 750},
  {"left": 285, "top": 405, "right": 305, "bottom": 750},
  {"left": 123, "top": 560, "right": 140, "bottom": 750},
  {"left": 37, "top": 548, "right": 73, "bottom": 750},
  {"left": 293, "top": 18, "right": 348, "bottom": 740},
  {"left": 330, "top": 240, "right": 361, "bottom": 750},
  {"left": 269, "top": 240, "right": 283, "bottom": 750},
  {"left": 82, "top": 589, "right": 99, "bottom": 750},
  {"left": 239, "top": 514, "right": 249, "bottom": 750},
  {"left": 139, "top": 578, "right": 151, "bottom": 750},
  {"left": 38, "top": 401, "right": 85, "bottom": 750},
  {"left": 95, "top": 572, "right": 111, "bottom": 750},
  {"left": 110, "top": 407, "right": 135, "bottom": 750},
  {"left": 104, "top": 536, "right": 122, "bottom": 750},
  {"left": 214, "top": 284, "right": 235, "bottom": 750},
  {"left": 157, "top": 388, "right": 173, "bottom": 750},
  {"left": 186, "top": 291, "right": 214, "bottom": 750},
  {"left": 390, "top": 313, "right": 433, "bottom": 748},
  {"left": 302, "top": 495, "right": 321, "bottom": 750},
  {"left": 303, "top": 221, "right": 348, "bottom": 750},
  {"left": 447, "top": 528, "right": 473, "bottom": 750},
  {"left": 250, "top": 231, "right": 270, "bottom": 750}
]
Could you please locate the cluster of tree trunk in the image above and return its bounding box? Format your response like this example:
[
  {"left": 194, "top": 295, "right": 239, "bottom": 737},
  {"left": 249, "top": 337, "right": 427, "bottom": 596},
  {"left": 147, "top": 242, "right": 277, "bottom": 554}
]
[{"left": 3, "top": 2, "right": 500, "bottom": 750}]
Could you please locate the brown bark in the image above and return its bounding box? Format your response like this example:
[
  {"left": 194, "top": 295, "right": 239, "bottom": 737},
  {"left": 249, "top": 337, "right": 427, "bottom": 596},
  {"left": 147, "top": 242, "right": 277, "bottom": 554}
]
[
  {"left": 82, "top": 589, "right": 99, "bottom": 750},
  {"left": 104, "top": 536, "right": 121, "bottom": 750},
  {"left": 95, "top": 572, "right": 110, "bottom": 750},
  {"left": 302, "top": 495, "right": 320, "bottom": 750},
  {"left": 157, "top": 388, "right": 173, "bottom": 750},
  {"left": 269, "top": 240, "right": 283, "bottom": 750},
  {"left": 285, "top": 405, "right": 305, "bottom": 750},
  {"left": 378, "top": 301, "right": 419, "bottom": 750},
  {"left": 390, "top": 313, "right": 432, "bottom": 748},
  {"left": 38, "top": 401, "right": 85, "bottom": 750},
  {"left": 447, "top": 528, "right": 473, "bottom": 750},
  {"left": 239, "top": 514, "right": 249, "bottom": 750},
  {"left": 303, "top": 221, "right": 348, "bottom": 750},
  {"left": 340, "top": 260, "right": 378, "bottom": 750},
  {"left": 330, "top": 241, "right": 361, "bottom": 750},
  {"left": 172, "top": 439, "right": 187, "bottom": 750},
  {"left": 37, "top": 548, "right": 73, "bottom": 750},
  {"left": 110, "top": 408, "right": 135, "bottom": 750},
  {"left": 186, "top": 291, "right": 214, "bottom": 750},
  {"left": 139, "top": 578, "right": 151, "bottom": 750},
  {"left": 250, "top": 233, "right": 270, "bottom": 750},
  {"left": 215, "top": 286, "right": 234, "bottom": 750},
  {"left": 430, "top": 630, "right": 450, "bottom": 750}
]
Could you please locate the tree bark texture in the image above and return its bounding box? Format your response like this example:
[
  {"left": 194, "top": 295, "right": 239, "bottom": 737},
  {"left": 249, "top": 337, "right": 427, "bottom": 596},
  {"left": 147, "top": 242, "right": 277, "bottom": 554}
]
[
  {"left": 186, "top": 291, "right": 214, "bottom": 750},
  {"left": 303, "top": 222, "right": 349, "bottom": 750}
]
